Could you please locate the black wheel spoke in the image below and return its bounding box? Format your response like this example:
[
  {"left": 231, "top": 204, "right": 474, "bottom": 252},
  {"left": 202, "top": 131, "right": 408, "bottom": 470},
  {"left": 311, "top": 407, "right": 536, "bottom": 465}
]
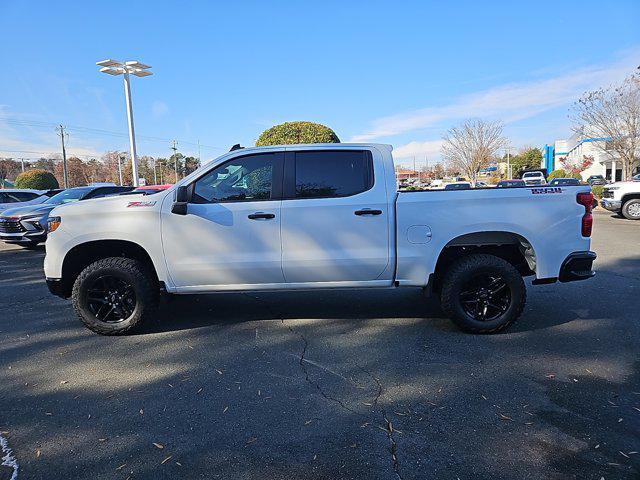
[
  {"left": 85, "top": 274, "right": 136, "bottom": 324},
  {"left": 459, "top": 273, "right": 511, "bottom": 322}
]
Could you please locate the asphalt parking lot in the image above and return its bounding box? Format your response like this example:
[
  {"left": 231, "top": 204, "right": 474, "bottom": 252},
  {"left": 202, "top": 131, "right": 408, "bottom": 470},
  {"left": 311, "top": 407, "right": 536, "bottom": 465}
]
[{"left": 0, "top": 210, "right": 639, "bottom": 480}]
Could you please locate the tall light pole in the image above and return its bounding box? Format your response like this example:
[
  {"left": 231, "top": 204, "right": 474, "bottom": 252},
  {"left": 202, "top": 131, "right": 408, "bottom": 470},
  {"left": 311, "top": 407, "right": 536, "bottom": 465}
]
[{"left": 96, "top": 59, "right": 152, "bottom": 187}]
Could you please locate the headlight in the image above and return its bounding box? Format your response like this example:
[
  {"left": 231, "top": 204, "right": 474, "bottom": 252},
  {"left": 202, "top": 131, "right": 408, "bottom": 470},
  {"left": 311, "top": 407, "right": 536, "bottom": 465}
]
[{"left": 47, "top": 216, "right": 61, "bottom": 233}]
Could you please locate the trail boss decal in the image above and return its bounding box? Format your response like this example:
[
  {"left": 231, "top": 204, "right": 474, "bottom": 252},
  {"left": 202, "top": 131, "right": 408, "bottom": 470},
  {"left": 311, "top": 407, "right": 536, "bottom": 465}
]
[
  {"left": 531, "top": 187, "right": 562, "bottom": 195},
  {"left": 127, "top": 201, "right": 157, "bottom": 208}
]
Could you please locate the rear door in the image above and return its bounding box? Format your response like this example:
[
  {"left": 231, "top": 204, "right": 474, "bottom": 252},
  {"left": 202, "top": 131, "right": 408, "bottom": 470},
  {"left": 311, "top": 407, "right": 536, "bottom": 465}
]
[{"left": 280, "top": 149, "right": 390, "bottom": 284}]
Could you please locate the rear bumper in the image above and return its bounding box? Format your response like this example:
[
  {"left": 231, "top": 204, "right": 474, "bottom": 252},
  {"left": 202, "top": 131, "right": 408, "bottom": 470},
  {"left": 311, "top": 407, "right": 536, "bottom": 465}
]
[
  {"left": 600, "top": 199, "right": 621, "bottom": 212},
  {"left": 559, "top": 251, "right": 596, "bottom": 283}
]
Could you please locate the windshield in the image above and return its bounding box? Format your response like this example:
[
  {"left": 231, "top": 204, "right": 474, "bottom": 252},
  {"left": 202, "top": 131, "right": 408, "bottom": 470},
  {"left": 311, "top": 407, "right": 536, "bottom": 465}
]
[
  {"left": 633, "top": 174, "right": 640, "bottom": 181},
  {"left": 522, "top": 172, "right": 541, "bottom": 178},
  {"left": 45, "top": 187, "right": 92, "bottom": 204}
]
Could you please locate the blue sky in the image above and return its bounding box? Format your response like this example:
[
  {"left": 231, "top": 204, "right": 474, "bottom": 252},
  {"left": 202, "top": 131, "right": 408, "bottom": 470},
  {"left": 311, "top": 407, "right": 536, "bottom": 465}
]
[{"left": 1, "top": 0, "right": 639, "bottom": 168}]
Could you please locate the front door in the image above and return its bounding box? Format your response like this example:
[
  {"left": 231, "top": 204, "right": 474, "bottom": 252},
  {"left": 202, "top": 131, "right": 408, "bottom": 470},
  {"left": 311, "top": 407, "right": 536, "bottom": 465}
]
[
  {"left": 281, "top": 149, "right": 391, "bottom": 284},
  {"left": 161, "top": 152, "right": 285, "bottom": 289}
]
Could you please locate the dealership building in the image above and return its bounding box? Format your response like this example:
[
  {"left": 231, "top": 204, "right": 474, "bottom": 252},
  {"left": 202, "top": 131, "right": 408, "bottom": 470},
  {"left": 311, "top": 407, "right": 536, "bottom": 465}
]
[{"left": 542, "top": 132, "right": 639, "bottom": 182}]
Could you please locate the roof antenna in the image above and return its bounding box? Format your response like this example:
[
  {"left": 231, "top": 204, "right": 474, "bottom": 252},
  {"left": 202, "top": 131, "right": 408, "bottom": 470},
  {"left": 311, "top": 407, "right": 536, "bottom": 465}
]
[{"left": 229, "top": 144, "right": 243, "bottom": 152}]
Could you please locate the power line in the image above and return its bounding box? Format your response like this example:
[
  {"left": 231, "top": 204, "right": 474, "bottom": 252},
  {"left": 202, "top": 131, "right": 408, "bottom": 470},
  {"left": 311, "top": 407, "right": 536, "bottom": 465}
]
[{"left": 0, "top": 115, "right": 225, "bottom": 151}]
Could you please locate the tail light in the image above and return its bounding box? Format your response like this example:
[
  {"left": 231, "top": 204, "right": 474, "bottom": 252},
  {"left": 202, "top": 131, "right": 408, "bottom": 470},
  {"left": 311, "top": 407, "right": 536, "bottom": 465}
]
[{"left": 577, "top": 192, "right": 594, "bottom": 237}]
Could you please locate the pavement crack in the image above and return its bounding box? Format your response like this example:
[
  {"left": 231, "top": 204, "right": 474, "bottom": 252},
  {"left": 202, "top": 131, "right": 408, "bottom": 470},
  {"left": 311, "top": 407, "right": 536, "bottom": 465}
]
[
  {"left": 282, "top": 318, "right": 361, "bottom": 415},
  {"left": 358, "top": 364, "right": 404, "bottom": 480},
  {"left": 239, "top": 293, "right": 360, "bottom": 415}
]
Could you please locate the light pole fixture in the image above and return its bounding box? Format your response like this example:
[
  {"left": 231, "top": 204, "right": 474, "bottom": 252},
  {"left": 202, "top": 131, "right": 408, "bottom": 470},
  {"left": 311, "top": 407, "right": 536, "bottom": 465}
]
[{"left": 96, "top": 59, "right": 152, "bottom": 187}]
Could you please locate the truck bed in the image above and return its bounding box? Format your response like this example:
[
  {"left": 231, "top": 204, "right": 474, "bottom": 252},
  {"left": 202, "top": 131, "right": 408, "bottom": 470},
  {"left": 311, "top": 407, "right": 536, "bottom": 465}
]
[{"left": 394, "top": 185, "right": 592, "bottom": 285}]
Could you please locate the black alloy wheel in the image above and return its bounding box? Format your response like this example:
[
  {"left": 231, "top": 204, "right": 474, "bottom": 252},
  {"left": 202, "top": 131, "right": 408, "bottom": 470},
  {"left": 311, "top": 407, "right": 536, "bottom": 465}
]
[
  {"left": 440, "top": 253, "right": 526, "bottom": 333},
  {"left": 86, "top": 275, "right": 137, "bottom": 323},
  {"left": 72, "top": 257, "right": 158, "bottom": 335},
  {"left": 459, "top": 274, "right": 511, "bottom": 322}
]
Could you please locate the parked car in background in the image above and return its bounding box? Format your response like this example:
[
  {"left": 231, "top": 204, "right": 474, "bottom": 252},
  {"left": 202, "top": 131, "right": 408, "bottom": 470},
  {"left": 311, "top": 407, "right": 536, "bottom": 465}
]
[
  {"left": 475, "top": 181, "right": 488, "bottom": 188},
  {"left": 120, "top": 185, "right": 172, "bottom": 196},
  {"left": 0, "top": 185, "right": 133, "bottom": 248},
  {"left": 497, "top": 179, "right": 526, "bottom": 188},
  {"left": 44, "top": 143, "right": 596, "bottom": 336},
  {"left": 600, "top": 173, "right": 640, "bottom": 220},
  {"left": 549, "top": 178, "right": 581, "bottom": 186},
  {"left": 587, "top": 175, "right": 607, "bottom": 186},
  {"left": 444, "top": 182, "right": 471, "bottom": 190},
  {"left": 0, "top": 189, "right": 62, "bottom": 214},
  {"left": 522, "top": 171, "right": 547, "bottom": 186}
]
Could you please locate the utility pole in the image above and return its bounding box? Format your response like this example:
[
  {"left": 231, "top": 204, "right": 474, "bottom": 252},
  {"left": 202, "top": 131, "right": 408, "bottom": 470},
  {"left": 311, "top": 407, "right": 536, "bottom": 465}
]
[
  {"left": 20, "top": 158, "right": 25, "bottom": 172},
  {"left": 197, "top": 139, "right": 201, "bottom": 165},
  {"left": 153, "top": 157, "right": 158, "bottom": 185},
  {"left": 171, "top": 140, "right": 178, "bottom": 183},
  {"left": 56, "top": 125, "right": 69, "bottom": 188},
  {"left": 413, "top": 156, "right": 416, "bottom": 181},
  {"left": 118, "top": 154, "right": 124, "bottom": 186},
  {"left": 506, "top": 147, "right": 511, "bottom": 179}
]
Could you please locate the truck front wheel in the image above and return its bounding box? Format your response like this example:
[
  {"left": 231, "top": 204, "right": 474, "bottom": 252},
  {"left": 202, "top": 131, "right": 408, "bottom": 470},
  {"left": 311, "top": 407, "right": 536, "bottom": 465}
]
[
  {"left": 622, "top": 199, "right": 640, "bottom": 220},
  {"left": 440, "top": 254, "right": 526, "bottom": 334},
  {"left": 71, "top": 257, "right": 159, "bottom": 335}
]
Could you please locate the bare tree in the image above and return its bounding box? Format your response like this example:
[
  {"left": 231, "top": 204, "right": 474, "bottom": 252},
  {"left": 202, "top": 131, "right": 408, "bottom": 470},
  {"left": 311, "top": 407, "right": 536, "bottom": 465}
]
[
  {"left": 441, "top": 119, "right": 506, "bottom": 185},
  {"left": 571, "top": 72, "right": 640, "bottom": 180}
]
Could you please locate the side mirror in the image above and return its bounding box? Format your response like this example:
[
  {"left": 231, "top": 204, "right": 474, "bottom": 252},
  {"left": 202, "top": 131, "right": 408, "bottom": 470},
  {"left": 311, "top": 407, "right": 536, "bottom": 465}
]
[{"left": 171, "top": 185, "right": 189, "bottom": 215}]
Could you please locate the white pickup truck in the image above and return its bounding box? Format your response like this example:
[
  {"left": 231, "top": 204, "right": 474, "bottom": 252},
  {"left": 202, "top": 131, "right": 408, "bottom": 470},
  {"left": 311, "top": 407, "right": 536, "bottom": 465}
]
[
  {"left": 44, "top": 144, "right": 597, "bottom": 335},
  {"left": 600, "top": 173, "right": 640, "bottom": 219}
]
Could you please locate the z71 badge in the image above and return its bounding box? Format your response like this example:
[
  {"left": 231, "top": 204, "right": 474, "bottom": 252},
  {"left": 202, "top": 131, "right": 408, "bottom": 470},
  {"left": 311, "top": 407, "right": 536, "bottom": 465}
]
[
  {"left": 531, "top": 187, "right": 562, "bottom": 195},
  {"left": 127, "top": 201, "right": 157, "bottom": 208}
]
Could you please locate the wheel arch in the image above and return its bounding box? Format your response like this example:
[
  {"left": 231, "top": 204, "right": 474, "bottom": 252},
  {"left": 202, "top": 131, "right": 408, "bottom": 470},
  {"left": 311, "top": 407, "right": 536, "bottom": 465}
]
[
  {"left": 430, "top": 231, "right": 536, "bottom": 293},
  {"left": 621, "top": 193, "right": 640, "bottom": 204},
  {"left": 58, "top": 239, "right": 159, "bottom": 299}
]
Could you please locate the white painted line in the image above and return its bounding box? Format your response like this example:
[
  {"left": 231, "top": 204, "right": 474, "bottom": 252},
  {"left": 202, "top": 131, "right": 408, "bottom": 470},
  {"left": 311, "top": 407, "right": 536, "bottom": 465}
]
[{"left": 0, "top": 433, "right": 19, "bottom": 480}]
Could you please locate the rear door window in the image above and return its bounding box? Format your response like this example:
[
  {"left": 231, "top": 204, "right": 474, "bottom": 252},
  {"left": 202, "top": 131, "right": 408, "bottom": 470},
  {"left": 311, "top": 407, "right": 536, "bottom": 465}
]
[{"left": 293, "top": 150, "right": 373, "bottom": 199}]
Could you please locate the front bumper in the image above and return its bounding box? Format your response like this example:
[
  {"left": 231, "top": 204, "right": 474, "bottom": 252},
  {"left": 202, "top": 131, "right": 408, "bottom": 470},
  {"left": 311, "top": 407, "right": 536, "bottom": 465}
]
[
  {"left": 0, "top": 231, "right": 47, "bottom": 244},
  {"left": 559, "top": 251, "right": 596, "bottom": 283},
  {"left": 46, "top": 277, "right": 67, "bottom": 299},
  {"left": 600, "top": 199, "right": 621, "bottom": 212}
]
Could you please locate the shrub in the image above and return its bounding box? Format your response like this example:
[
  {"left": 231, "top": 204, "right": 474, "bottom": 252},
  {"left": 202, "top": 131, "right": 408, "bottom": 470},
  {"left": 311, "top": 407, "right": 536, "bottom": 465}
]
[
  {"left": 256, "top": 121, "right": 340, "bottom": 146},
  {"left": 547, "top": 169, "right": 581, "bottom": 181},
  {"left": 14, "top": 169, "right": 59, "bottom": 190},
  {"left": 591, "top": 185, "right": 604, "bottom": 198}
]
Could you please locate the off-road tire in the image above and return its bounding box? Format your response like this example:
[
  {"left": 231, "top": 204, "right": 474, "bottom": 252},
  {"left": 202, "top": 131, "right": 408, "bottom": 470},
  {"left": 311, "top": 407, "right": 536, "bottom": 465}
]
[
  {"left": 621, "top": 199, "right": 640, "bottom": 220},
  {"left": 72, "top": 257, "right": 158, "bottom": 335},
  {"left": 440, "top": 254, "right": 526, "bottom": 334}
]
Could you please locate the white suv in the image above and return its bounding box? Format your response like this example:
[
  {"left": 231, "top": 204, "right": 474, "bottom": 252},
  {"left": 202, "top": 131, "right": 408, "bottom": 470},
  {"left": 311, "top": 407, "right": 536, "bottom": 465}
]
[{"left": 600, "top": 173, "right": 640, "bottom": 220}]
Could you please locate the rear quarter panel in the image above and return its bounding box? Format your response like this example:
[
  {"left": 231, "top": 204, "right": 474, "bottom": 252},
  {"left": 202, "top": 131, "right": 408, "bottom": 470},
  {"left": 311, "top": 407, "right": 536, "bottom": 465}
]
[{"left": 395, "top": 186, "right": 592, "bottom": 285}]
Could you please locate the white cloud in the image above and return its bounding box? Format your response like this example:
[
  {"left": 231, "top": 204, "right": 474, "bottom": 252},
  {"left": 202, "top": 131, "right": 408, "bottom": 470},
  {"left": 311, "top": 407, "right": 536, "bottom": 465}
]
[
  {"left": 351, "top": 48, "right": 640, "bottom": 142},
  {"left": 392, "top": 140, "right": 443, "bottom": 162},
  {"left": 152, "top": 101, "right": 169, "bottom": 118}
]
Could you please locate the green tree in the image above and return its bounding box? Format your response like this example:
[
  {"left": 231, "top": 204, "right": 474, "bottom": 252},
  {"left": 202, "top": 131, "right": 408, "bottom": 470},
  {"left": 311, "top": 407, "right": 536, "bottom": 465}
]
[
  {"left": 508, "top": 147, "right": 543, "bottom": 175},
  {"left": 256, "top": 121, "right": 340, "bottom": 146},
  {"left": 14, "top": 169, "right": 59, "bottom": 189}
]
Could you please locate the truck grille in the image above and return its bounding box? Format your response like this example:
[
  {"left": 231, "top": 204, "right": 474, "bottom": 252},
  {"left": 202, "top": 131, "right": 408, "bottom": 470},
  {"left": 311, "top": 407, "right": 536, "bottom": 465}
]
[
  {"left": 0, "top": 218, "right": 25, "bottom": 233},
  {"left": 602, "top": 189, "right": 613, "bottom": 199}
]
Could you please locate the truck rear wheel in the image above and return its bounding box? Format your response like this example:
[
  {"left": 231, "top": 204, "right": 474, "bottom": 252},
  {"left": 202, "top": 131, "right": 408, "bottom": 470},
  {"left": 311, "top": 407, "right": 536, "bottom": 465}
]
[
  {"left": 622, "top": 199, "right": 640, "bottom": 220},
  {"left": 71, "top": 257, "right": 158, "bottom": 335},
  {"left": 440, "top": 254, "right": 526, "bottom": 334}
]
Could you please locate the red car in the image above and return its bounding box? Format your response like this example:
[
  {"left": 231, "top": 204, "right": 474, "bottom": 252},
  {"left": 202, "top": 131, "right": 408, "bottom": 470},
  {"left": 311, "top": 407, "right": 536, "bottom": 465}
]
[{"left": 120, "top": 184, "right": 172, "bottom": 196}]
